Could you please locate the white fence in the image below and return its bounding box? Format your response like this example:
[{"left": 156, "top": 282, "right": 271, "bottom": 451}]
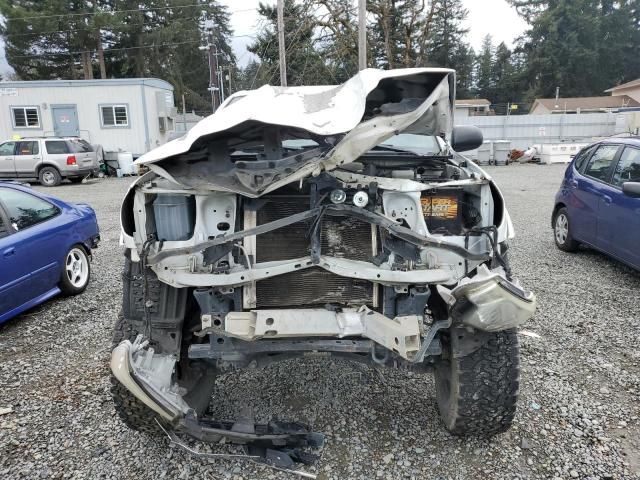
[{"left": 457, "top": 112, "right": 634, "bottom": 152}]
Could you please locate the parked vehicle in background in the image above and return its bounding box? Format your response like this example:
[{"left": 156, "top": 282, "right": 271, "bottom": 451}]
[
  {"left": 0, "top": 137, "right": 99, "bottom": 186},
  {"left": 0, "top": 181, "right": 100, "bottom": 324},
  {"left": 552, "top": 137, "right": 640, "bottom": 269}
]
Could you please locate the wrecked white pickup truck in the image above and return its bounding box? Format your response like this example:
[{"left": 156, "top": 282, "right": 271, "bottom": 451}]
[{"left": 110, "top": 68, "right": 536, "bottom": 460}]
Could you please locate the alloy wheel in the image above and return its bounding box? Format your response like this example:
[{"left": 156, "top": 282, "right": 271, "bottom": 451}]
[
  {"left": 65, "top": 248, "right": 89, "bottom": 288},
  {"left": 555, "top": 213, "right": 569, "bottom": 245}
]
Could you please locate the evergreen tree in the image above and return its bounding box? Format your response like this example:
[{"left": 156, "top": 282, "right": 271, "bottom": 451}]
[
  {"left": 491, "top": 42, "right": 517, "bottom": 108},
  {"left": 247, "top": 0, "right": 331, "bottom": 87},
  {"left": 424, "top": 0, "right": 468, "bottom": 68},
  {"left": 475, "top": 34, "right": 494, "bottom": 100},
  {"left": 423, "top": 0, "right": 473, "bottom": 98},
  {"left": 453, "top": 44, "right": 475, "bottom": 99},
  {"left": 368, "top": 0, "right": 434, "bottom": 69},
  {"left": 0, "top": 0, "right": 108, "bottom": 79},
  {"left": 105, "top": 0, "right": 234, "bottom": 112},
  {"left": 509, "top": 0, "right": 640, "bottom": 98}
]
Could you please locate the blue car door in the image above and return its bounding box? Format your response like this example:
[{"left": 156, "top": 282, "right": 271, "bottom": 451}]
[
  {"left": 600, "top": 146, "right": 640, "bottom": 268},
  {"left": 573, "top": 144, "right": 621, "bottom": 247},
  {"left": 0, "top": 187, "right": 65, "bottom": 304},
  {"left": 0, "top": 196, "right": 36, "bottom": 315}
]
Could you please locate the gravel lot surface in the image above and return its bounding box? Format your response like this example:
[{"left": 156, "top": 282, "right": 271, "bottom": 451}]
[{"left": 0, "top": 164, "right": 639, "bottom": 480}]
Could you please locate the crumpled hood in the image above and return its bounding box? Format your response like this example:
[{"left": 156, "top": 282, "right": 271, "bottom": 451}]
[{"left": 137, "top": 68, "right": 455, "bottom": 197}]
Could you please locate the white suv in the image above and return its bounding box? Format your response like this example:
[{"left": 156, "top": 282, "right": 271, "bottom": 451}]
[{"left": 0, "top": 137, "right": 99, "bottom": 186}]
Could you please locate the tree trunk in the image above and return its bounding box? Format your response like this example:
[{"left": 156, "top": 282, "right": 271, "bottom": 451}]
[
  {"left": 82, "top": 51, "right": 94, "bottom": 79},
  {"left": 69, "top": 53, "right": 77, "bottom": 79},
  {"left": 67, "top": 30, "right": 77, "bottom": 79},
  {"left": 96, "top": 30, "right": 107, "bottom": 79},
  {"left": 382, "top": 2, "right": 394, "bottom": 68}
]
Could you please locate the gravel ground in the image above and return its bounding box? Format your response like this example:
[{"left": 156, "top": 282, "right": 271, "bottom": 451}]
[{"left": 0, "top": 164, "right": 639, "bottom": 480}]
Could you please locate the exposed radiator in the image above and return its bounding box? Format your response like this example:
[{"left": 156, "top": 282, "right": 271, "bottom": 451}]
[{"left": 253, "top": 198, "right": 376, "bottom": 308}]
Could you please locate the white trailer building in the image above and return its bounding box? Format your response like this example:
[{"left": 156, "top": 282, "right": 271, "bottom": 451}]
[{"left": 0, "top": 78, "right": 177, "bottom": 157}]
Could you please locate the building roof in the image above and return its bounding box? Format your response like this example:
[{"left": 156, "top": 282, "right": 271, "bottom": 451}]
[
  {"left": 0, "top": 78, "right": 173, "bottom": 90},
  {"left": 605, "top": 78, "right": 640, "bottom": 93},
  {"left": 176, "top": 111, "right": 205, "bottom": 123},
  {"left": 455, "top": 99, "right": 491, "bottom": 107},
  {"left": 532, "top": 95, "right": 640, "bottom": 111}
]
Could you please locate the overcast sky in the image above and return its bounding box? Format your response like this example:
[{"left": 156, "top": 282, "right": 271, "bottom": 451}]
[{"left": 0, "top": 0, "right": 528, "bottom": 76}]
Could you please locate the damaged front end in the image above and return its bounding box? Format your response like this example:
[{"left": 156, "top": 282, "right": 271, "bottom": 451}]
[{"left": 112, "top": 68, "right": 536, "bottom": 450}]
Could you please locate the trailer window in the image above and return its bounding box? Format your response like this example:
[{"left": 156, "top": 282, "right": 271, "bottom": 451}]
[
  {"left": 101, "top": 105, "right": 129, "bottom": 127},
  {"left": 11, "top": 106, "right": 40, "bottom": 128}
]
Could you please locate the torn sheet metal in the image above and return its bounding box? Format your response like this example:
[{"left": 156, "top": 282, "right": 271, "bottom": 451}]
[{"left": 135, "top": 68, "right": 455, "bottom": 197}]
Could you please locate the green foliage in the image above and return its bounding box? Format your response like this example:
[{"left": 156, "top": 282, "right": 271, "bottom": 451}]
[
  {"left": 8, "top": 0, "right": 638, "bottom": 114},
  {"left": 423, "top": 0, "right": 474, "bottom": 98},
  {"left": 0, "top": 0, "right": 106, "bottom": 79},
  {"left": 246, "top": 0, "right": 332, "bottom": 87},
  {"left": 474, "top": 34, "right": 494, "bottom": 100},
  {"left": 509, "top": 0, "right": 640, "bottom": 99}
]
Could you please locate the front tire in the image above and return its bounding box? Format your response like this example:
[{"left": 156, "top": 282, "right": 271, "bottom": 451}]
[
  {"left": 110, "top": 258, "right": 217, "bottom": 436},
  {"left": 434, "top": 329, "right": 520, "bottom": 436},
  {"left": 553, "top": 207, "right": 579, "bottom": 252},
  {"left": 110, "top": 312, "right": 165, "bottom": 435},
  {"left": 59, "top": 245, "right": 90, "bottom": 295},
  {"left": 39, "top": 166, "right": 62, "bottom": 187}
]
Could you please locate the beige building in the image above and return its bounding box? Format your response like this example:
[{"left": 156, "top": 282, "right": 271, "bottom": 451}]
[
  {"left": 605, "top": 78, "right": 640, "bottom": 102},
  {"left": 529, "top": 95, "right": 639, "bottom": 114},
  {"left": 455, "top": 99, "right": 491, "bottom": 117}
]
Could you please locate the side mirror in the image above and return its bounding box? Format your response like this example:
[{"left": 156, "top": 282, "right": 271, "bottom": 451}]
[
  {"left": 622, "top": 182, "right": 640, "bottom": 198},
  {"left": 451, "top": 125, "right": 483, "bottom": 152}
]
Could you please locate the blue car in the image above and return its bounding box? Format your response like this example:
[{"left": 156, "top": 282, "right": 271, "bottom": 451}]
[
  {"left": 552, "top": 137, "right": 640, "bottom": 269},
  {"left": 0, "top": 181, "right": 100, "bottom": 324}
]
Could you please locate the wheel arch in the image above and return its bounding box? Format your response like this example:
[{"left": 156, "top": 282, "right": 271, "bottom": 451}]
[
  {"left": 551, "top": 202, "right": 566, "bottom": 228},
  {"left": 36, "top": 163, "right": 62, "bottom": 176}
]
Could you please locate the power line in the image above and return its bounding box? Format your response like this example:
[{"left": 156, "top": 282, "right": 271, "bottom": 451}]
[
  {"left": 2, "top": 8, "right": 263, "bottom": 38},
  {"left": 0, "top": 40, "right": 203, "bottom": 61},
  {"left": 0, "top": 33, "right": 258, "bottom": 61},
  {"left": 2, "top": 14, "right": 216, "bottom": 38},
  {"left": 3, "top": 5, "right": 257, "bottom": 22}
]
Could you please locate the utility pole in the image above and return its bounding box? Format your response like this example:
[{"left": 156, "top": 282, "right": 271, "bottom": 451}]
[
  {"left": 208, "top": 32, "right": 219, "bottom": 110},
  {"left": 358, "top": 0, "right": 366, "bottom": 70},
  {"left": 218, "top": 68, "right": 225, "bottom": 103},
  {"left": 200, "top": 20, "right": 220, "bottom": 112},
  {"left": 277, "top": 0, "right": 287, "bottom": 86},
  {"left": 182, "top": 94, "right": 187, "bottom": 131}
]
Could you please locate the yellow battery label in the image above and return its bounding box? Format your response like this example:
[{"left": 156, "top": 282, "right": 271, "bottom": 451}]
[{"left": 421, "top": 196, "right": 459, "bottom": 220}]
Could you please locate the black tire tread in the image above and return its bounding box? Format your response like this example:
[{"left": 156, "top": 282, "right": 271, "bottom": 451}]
[{"left": 436, "top": 330, "right": 520, "bottom": 436}]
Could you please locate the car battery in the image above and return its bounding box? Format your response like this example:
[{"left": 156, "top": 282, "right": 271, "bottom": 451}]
[{"left": 421, "top": 188, "right": 464, "bottom": 235}]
